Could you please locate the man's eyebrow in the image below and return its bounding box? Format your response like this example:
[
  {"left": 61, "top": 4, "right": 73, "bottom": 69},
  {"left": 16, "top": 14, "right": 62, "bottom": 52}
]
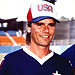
[
  {"left": 48, "top": 23, "right": 56, "bottom": 24},
  {"left": 36, "top": 22, "right": 44, "bottom": 23},
  {"left": 35, "top": 22, "right": 44, "bottom": 25}
]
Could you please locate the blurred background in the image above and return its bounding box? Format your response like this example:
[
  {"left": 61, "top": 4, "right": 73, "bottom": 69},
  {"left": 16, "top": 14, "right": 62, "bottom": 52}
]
[{"left": 0, "top": 0, "right": 75, "bottom": 62}]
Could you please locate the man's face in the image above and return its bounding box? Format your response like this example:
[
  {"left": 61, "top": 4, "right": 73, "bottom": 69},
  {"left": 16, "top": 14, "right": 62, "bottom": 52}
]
[{"left": 30, "top": 18, "right": 55, "bottom": 47}]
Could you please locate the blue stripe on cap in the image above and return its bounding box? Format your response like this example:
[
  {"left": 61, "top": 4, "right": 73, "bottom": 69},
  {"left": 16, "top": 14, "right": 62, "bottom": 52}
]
[{"left": 30, "top": 16, "right": 60, "bottom": 23}]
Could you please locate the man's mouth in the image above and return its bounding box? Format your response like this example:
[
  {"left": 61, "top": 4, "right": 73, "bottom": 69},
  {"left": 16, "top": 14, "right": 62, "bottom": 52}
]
[
  {"left": 40, "top": 34, "right": 50, "bottom": 39},
  {"left": 42, "top": 35, "right": 49, "bottom": 38}
]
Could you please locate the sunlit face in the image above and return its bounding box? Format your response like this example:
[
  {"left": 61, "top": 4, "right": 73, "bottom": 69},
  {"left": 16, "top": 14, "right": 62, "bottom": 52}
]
[{"left": 30, "top": 18, "right": 56, "bottom": 47}]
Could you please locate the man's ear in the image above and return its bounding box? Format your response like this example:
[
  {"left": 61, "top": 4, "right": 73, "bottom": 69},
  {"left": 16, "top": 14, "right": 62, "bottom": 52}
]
[{"left": 26, "top": 24, "right": 31, "bottom": 33}]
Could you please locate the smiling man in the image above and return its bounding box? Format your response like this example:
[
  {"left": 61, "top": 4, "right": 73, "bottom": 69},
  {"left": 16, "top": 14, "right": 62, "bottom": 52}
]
[
  {"left": 0, "top": 1, "right": 74, "bottom": 75},
  {"left": 27, "top": 18, "right": 56, "bottom": 59}
]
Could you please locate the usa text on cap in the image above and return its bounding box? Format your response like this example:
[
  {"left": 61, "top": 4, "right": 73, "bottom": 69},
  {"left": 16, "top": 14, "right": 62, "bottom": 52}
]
[{"left": 27, "top": 1, "right": 59, "bottom": 23}]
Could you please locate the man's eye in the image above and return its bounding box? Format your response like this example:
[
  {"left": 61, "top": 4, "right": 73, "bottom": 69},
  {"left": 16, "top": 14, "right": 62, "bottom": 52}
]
[
  {"left": 49, "top": 23, "right": 55, "bottom": 26},
  {"left": 36, "top": 23, "right": 44, "bottom": 26}
]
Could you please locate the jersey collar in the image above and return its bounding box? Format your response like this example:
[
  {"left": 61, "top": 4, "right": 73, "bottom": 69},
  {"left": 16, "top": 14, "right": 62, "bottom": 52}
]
[{"left": 22, "top": 46, "right": 54, "bottom": 65}]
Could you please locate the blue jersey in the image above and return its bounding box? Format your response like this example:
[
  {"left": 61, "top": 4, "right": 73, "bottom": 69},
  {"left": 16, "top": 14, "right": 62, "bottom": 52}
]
[
  {"left": 0, "top": 49, "right": 74, "bottom": 75},
  {"left": 61, "top": 44, "right": 75, "bottom": 71}
]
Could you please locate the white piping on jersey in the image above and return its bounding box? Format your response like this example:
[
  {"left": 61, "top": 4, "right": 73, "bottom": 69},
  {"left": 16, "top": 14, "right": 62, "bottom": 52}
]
[
  {"left": 22, "top": 46, "right": 54, "bottom": 65},
  {"left": 0, "top": 58, "right": 4, "bottom": 65}
]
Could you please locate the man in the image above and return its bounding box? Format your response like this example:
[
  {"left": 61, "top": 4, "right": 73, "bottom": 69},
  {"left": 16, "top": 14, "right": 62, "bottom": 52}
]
[
  {"left": 61, "top": 44, "right": 75, "bottom": 73},
  {"left": 0, "top": 1, "right": 74, "bottom": 75}
]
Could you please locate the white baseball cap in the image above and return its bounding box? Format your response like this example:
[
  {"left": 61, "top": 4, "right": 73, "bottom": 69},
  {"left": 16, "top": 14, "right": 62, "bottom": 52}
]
[{"left": 27, "top": 1, "right": 59, "bottom": 23}]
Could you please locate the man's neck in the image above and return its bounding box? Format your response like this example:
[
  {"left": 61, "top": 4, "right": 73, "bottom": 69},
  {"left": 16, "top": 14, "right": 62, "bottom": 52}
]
[{"left": 28, "top": 44, "right": 51, "bottom": 59}]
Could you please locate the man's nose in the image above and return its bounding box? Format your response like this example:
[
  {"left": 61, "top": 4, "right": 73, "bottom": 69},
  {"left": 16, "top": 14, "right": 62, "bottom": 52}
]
[{"left": 43, "top": 25, "right": 49, "bottom": 32}]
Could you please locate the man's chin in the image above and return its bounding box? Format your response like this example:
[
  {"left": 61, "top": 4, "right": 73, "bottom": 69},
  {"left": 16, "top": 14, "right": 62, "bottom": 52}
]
[{"left": 37, "top": 42, "right": 50, "bottom": 47}]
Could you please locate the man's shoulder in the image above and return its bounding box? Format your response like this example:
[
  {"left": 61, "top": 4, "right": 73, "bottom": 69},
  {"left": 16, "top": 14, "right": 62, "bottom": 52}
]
[
  {"left": 61, "top": 44, "right": 75, "bottom": 60},
  {"left": 4, "top": 49, "right": 23, "bottom": 60},
  {"left": 53, "top": 53, "right": 70, "bottom": 64},
  {"left": 62, "top": 44, "right": 75, "bottom": 55}
]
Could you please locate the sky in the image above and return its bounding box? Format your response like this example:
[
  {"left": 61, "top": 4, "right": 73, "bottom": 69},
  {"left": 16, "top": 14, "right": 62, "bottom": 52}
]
[{"left": 0, "top": 0, "right": 75, "bottom": 21}]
